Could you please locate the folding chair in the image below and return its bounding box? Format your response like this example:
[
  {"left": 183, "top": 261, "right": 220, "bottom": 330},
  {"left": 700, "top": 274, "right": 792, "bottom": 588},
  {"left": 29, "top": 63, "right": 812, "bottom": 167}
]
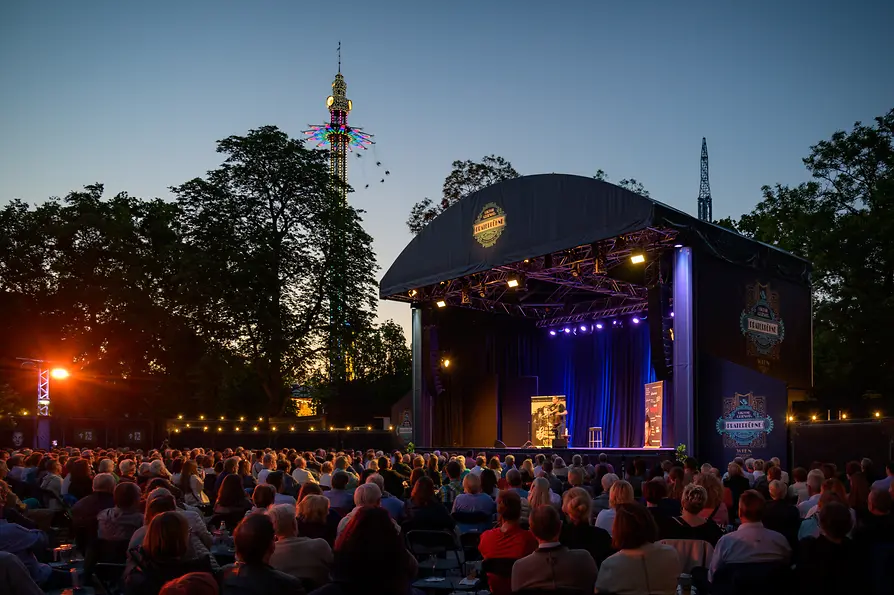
[{"left": 404, "top": 530, "right": 463, "bottom": 574}]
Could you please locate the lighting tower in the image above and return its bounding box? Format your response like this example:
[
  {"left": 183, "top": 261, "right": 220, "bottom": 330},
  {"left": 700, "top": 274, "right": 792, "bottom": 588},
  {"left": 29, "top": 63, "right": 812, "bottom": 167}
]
[
  {"left": 303, "top": 43, "right": 374, "bottom": 383},
  {"left": 698, "top": 137, "right": 712, "bottom": 222}
]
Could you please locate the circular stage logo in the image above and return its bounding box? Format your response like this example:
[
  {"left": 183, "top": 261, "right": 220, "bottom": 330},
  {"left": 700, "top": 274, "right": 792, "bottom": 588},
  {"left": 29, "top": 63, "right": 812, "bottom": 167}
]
[{"left": 473, "top": 203, "right": 506, "bottom": 248}]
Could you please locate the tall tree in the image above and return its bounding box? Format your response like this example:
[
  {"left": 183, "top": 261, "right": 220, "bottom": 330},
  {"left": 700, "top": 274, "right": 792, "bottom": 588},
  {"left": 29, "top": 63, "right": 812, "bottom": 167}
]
[
  {"left": 593, "top": 169, "right": 651, "bottom": 197},
  {"left": 406, "top": 155, "right": 519, "bottom": 234},
  {"left": 172, "top": 126, "right": 378, "bottom": 412},
  {"left": 731, "top": 109, "right": 894, "bottom": 401}
]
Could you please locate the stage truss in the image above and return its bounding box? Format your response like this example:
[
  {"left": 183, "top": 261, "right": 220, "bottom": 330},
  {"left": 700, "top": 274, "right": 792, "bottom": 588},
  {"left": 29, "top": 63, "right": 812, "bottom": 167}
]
[{"left": 393, "top": 227, "right": 679, "bottom": 327}]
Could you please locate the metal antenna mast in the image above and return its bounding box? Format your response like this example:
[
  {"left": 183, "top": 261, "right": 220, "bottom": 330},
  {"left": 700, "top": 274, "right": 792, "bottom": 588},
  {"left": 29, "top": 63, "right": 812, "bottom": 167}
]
[{"left": 698, "top": 137, "right": 712, "bottom": 222}]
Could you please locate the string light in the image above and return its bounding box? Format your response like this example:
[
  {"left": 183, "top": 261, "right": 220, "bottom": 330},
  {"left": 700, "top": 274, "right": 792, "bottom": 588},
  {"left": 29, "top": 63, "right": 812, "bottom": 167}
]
[
  {"left": 253, "top": 426, "right": 258, "bottom": 431},
  {"left": 199, "top": 415, "right": 205, "bottom": 420},
  {"left": 203, "top": 426, "right": 208, "bottom": 431},
  {"left": 271, "top": 426, "right": 277, "bottom": 431},
  {"left": 217, "top": 427, "right": 223, "bottom": 432},
  {"left": 811, "top": 414, "right": 817, "bottom": 421},
  {"left": 787, "top": 415, "right": 794, "bottom": 422},
  {"left": 239, "top": 416, "right": 245, "bottom": 421},
  {"left": 367, "top": 426, "right": 371, "bottom": 431},
  {"left": 290, "top": 426, "right": 295, "bottom": 432},
  {"left": 841, "top": 413, "right": 847, "bottom": 420},
  {"left": 185, "top": 423, "right": 191, "bottom": 428},
  {"left": 177, "top": 414, "right": 183, "bottom": 420},
  {"left": 389, "top": 425, "right": 394, "bottom": 431},
  {"left": 330, "top": 426, "right": 335, "bottom": 431},
  {"left": 235, "top": 426, "right": 241, "bottom": 432},
  {"left": 310, "top": 426, "right": 315, "bottom": 431},
  {"left": 875, "top": 411, "right": 881, "bottom": 418},
  {"left": 220, "top": 416, "right": 225, "bottom": 421},
  {"left": 174, "top": 428, "right": 180, "bottom": 433},
  {"left": 258, "top": 417, "right": 263, "bottom": 422}
]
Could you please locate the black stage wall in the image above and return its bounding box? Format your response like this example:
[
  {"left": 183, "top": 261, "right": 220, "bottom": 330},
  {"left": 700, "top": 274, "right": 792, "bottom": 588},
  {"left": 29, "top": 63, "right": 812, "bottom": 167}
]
[
  {"left": 695, "top": 252, "right": 812, "bottom": 465},
  {"left": 425, "top": 307, "right": 655, "bottom": 449}
]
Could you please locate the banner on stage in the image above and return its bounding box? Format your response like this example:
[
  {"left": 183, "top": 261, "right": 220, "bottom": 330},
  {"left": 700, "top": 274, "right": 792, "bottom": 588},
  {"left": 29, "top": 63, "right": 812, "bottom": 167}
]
[
  {"left": 531, "top": 395, "right": 566, "bottom": 447},
  {"left": 644, "top": 381, "right": 663, "bottom": 448}
]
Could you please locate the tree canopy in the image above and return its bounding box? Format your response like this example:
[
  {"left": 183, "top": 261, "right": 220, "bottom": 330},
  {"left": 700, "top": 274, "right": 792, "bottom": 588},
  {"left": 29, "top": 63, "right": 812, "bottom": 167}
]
[
  {"left": 0, "top": 126, "right": 406, "bottom": 422},
  {"left": 725, "top": 108, "right": 894, "bottom": 403}
]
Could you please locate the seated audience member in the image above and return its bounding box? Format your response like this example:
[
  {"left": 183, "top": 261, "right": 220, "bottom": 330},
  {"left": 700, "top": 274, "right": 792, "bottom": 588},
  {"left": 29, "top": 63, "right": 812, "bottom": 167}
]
[
  {"left": 694, "top": 471, "right": 729, "bottom": 527},
  {"left": 266, "top": 504, "right": 332, "bottom": 589},
  {"left": 336, "top": 483, "right": 399, "bottom": 537},
  {"left": 709, "top": 490, "right": 791, "bottom": 581},
  {"left": 314, "top": 507, "right": 417, "bottom": 595},
  {"left": 318, "top": 462, "right": 333, "bottom": 489},
  {"left": 177, "top": 461, "right": 208, "bottom": 507},
  {"left": 480, "top": 468, "right": 500, "bottom": 499},
  {"left": 290, "top": 457, "right": 317, "bottom": 486},
  {"left": 0, "top": 550, "right": 45, "bottom": 595},
  {"left": 595, "top": 479, "right": 635, "bottom": 536},
  {"left": 213, "top": 458, "right": 239, "bottom": 495},
  {"left": 365, "top": 474, "right": 404, "bottom": 523},
  {"left": 72, "top": 472, "right": 117, "bottom": 539},
  {"left": 248, "top": 484, "right": 277, "bottom": 515},
  {"left": 627, "top": 458, "right": 648, "bottom": 498},
  {"left": 402, "top": 476, "right": 455, "bottom": 532},
  {"left": 452, "top": 473, "right": 496, "bottom": 532},
  {"left": 511, "top": 505, "right": 597, "bottom": 593},
  {"left": 438, "top": 460, "right": 464, "bottom": 507},
  {"left": 643, "top": 478, "right": 675, "bottom": 537},
  {"left": 853, "top": 489, "right": 894, "bottom": 547},
  {"left": 789, "top": 467, "right": 809, "bottom": 503},
  {"left": 799, "top": 489, "right": 849, "bottom": 541},
  {"left": 798, "top": 469, "right": 825, "bottom": 517},
  {"left": 763, "top": 479, "right": 801, "bottom": 549},
  {"left": 158, "top": 572, "right": 218, "bottom": 595},
  {"left": 479, "top": 490, "right": 538, "bottom": 595},
  {"left": 723, "top": 462, "right": 751, "bottom": 520},
  {"left": 564, "top": 467, "right": 594, "bottom": 497},
  {"left": 560, "top": 487, "right": 612, "bottom": 566},
  {"left": 125, "top": 511, "right": 214, "bottom": 595},
  {"left": 98, "top": 481, "right": 144, "bottom": 541},
  {"left": 297, "top": 495, "right": 339, "bottom": 546},
  {"left": 376, "top": 456, "right": 406, "bottom": 499},
  {"left": 265, "top": 472, "right": 296, "bottom": 506},
  {"left": 797, "top": 501, "right": 865, "bottom": 594},
  {"left": 67, "top": 458, "right": 95, "bottom": 500},
  {"left": 119, "top": 459, "right": 138, "bottom": 484},
  {"left": 595, "top": 502, "right": 681, "bottom": 595},
  {"left": 237, "top": 459, "right": 256, "bottom": 492},
  {"left": 666, "top": 484, "right": 724, "bottom": 547},
  {"left": 38, "top": 460, "right": 64, "bottom": 508},
  {"left": 129, "top": 489, "right": 215, "bottom": 572},
  {"left": 324, "top": 472, "right": 353, "bottom": 513},
  {"left": 869, "top": 461, "right": 894, "bottom": 492},
  {"left": 127, "top": 494, "right": 178, "bottom": 570},
  {"left": 219, "top": 513, "right": 305, "bottom": 595},
  {"left": 505, "top": 469, "right": 531, "bottom": 521},
  {"left": 256, "top": 454, "right": 276, "bottom": 486},
  {"left": 0, "top": 513, "right": 51, "bottom": 585},
  {"left": 214, "top": 474, "right": 253, "bottom": 516},
  {"left": 662, "top": 467, "right": 686, "bottom": 516},
  {"left": 593, "top": 473, "right": 618, "bottom": 516}
]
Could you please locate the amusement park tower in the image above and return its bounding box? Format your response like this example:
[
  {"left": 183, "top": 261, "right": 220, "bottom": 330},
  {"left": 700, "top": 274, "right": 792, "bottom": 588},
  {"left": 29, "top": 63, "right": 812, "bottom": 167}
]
[{"left": 304, "top": 44, "right": 374, "bottom": 382}]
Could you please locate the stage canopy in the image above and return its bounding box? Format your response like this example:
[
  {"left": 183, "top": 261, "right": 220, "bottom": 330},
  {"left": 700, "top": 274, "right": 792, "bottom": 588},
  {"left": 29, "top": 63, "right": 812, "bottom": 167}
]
[{"left": 381, "top": 174, "right": 809, "bottom": 326}]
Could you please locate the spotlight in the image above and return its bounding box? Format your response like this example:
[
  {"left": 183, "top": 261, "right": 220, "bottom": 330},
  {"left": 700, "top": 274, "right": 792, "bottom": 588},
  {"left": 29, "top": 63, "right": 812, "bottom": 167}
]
[
  {"left": 549, "top": 330, "right": 557, "bottom": 336},
  {"left": 436, "top": 300, "right": 447, "bottom": 308},
  {"left": 461, "top": 290, "right": 470, "bottom": 305},
  {"left": 787, "top": 415, "right": 793, "bottom": 422},
  {"left": 612, "top": 320, "right": 618, "bottom": 326},
  {"left": 674, "top": 244, "right": 683, "bottom": 248},
  {"left": 580, "top": 324, "right": 588, "bottom": 332},
  {"left": 507, "top": 278, "right": 519, "bottom": 288},
  {"left": 563, "top": 327, "right": 571, "bottom": 334},
  {"left": 632, "top": 317, "right": 640, "bottom": 324},
  {"left": 670, "top": 312, "right": 675, "bottom": 317},
  {"left": 51, "top": 368, "right": 69, "bottom": 379},
  {"left": 630, "top": 253, "right": 646, "bottom": 264},
  {"left": 408, "top": 289, "right": 418, "bottom": 297},
  {"left": 595, "top": 323, "right": 603, "bottom": 330},
  {"left": 571, "top": 263, "right": 580, "bottom": 277}
]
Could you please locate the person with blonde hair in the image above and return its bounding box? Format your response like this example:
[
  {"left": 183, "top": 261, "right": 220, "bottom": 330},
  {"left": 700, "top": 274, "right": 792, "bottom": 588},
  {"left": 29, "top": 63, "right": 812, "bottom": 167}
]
[
  {"left": 560, "top": 487, "right": 612, "bottom": 566},
  {"left": 595, "top": 479, "right": 634, "bottom": 536},
  {"left": 694, "top": 471, "right": 729, "bottom": 526},
  {"left": 528, "top": 477, "right": 560, "bottom": 510},
  {"left": 665, "top": 484, "right": 723, "bottom": 546}
]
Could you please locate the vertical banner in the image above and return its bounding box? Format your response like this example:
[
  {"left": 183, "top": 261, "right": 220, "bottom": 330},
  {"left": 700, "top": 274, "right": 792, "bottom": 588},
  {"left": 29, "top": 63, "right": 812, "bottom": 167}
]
[
  {"left": 644, "top": 381, "right": 664, "bottom": 447},
  {"left": 530, "top": 395, "right": 566, "bottom": 447}
]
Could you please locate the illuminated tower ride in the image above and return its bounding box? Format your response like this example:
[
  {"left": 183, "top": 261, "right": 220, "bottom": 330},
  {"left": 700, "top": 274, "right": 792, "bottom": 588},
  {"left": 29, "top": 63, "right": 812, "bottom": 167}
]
[{"left": 304, "top": 44, "right": 374, "bottom": 382}]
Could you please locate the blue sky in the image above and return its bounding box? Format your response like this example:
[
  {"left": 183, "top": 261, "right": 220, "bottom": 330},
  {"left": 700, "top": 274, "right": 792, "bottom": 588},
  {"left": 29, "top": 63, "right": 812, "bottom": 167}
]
[{"left": 2, "top": 1, "right": 892, "bottom": 336}]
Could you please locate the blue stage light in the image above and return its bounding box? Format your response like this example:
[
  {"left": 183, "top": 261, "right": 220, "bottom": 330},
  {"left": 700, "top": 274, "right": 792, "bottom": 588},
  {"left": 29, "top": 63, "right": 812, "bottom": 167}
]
[
  {"left": 563, "top": 327, "right": 571, "bottom": 334},
  {"left": 632, "top": 317, "right": 640, "bottom": 324},
  {"left": 670, "top": 311, "right": 675, "bottom": 317},
  {"left": 612, "top": 320, "right": 618, "bottom": 326},
  {"left": 549, "top": 330, "right": 557, "bottom": 336},
  {"left": 595, "top": 323, "right": 603, "bottom": 330},
  {"left": 580, "top": 324, "right": 587, "bottom": 332}
]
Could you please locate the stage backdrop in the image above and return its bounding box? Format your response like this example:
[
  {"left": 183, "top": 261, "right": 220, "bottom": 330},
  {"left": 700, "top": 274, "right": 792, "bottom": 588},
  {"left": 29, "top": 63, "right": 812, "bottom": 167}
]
[{"left": 425, "top": 307, "right": 656, "bottom": 448}]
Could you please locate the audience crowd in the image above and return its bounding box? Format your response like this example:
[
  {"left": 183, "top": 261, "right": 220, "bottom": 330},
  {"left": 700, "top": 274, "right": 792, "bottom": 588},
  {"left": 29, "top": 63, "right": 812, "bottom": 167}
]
[{"left": 0, "top": 443, "right": 892, "bottom": 595}]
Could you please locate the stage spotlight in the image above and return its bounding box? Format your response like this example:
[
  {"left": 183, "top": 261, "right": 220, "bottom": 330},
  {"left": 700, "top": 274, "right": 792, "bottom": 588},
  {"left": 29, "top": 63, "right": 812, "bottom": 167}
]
[
  {"left": 549, "top": 330, "right": 557, "bottom": 336},
  {"left": 563, "top": 327, "right": 571, "bottom": 334},
  {"left": 674, "top": 244, "right": 683, "bottom": 248},
  {"left": 507, "top": 278, "right": 519, "bottom": 288},
  {"left": 670, "top": 312, "right": 675, "bottom": 317},
  {"left": 630, "top": 253, "right": 646, "bottom": 264},
  {"left": 612, "top": 320, "right": 618, "bottom": 326},
  {"left": 461, "top": 290, "right": 470, "bottom": 305},
  {"left": 595, "top": 323, "right": 603, "bottom": 330},
  {"left": 436, "top": 300, "right": 447, "bottom": 308},
  {"left": 408, "top": 289, "right": 418, "bottom": 297},
  {"left": 632, "top": 317, "right": 640, "bottom": 324},
  {"left": 580, "top": 324, "right": 588, "bottom": 332}
]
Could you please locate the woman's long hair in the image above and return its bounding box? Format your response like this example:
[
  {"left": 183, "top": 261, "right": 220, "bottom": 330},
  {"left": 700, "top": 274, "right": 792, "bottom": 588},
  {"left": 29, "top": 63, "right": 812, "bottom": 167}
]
[
  {"left": 528, "top": 477, "right": 552, "bottom": 509},
  {"left": 410, "top": 476, "right": 437, "bottom": 507},
  {"left": 333, "top": 507, "right": 406, "bottom": 584},
  {"left": 178, "top": 460, "right": 199, "bottom": 496},
  {"left": 216, "top": 474, "right": 248, "bottom": 508},
  {"left": 143, "top": 511, "right": 188, "bottom": 560}
]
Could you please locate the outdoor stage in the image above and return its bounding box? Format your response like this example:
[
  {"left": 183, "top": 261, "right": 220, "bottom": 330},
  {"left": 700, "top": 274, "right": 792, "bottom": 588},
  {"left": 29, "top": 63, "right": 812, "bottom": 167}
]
[{"left": 381, "top": 174, "right": 812, "bottom": 462}]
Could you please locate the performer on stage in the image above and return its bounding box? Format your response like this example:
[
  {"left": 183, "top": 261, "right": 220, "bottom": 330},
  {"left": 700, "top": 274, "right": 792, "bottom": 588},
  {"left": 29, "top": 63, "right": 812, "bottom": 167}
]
[{"left": 549, "top": 396, "right": 567, "bottom": 441}]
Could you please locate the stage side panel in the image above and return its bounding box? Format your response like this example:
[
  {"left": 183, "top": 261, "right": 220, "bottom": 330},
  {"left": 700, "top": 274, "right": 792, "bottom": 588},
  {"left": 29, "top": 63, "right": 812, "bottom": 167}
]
[{"left": 502, "top": 376, "right": 538, "bottom": 446}]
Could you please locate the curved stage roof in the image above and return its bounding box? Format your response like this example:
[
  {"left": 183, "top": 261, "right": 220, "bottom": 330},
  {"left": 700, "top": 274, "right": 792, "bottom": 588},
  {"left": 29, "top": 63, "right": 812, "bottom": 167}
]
[{"left": 381, "top": 174, "right": 809, "bottom": 323}]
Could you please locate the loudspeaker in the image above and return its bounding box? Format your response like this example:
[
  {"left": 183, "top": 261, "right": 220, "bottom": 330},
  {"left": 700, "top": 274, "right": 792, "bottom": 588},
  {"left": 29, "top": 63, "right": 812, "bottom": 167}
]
[
  {"left": 648, "top": 283, "right": 673, "bottom": 381},
  {"left": 493, "top": 440, "right": 507, "bottom": 448},
  {"left": 553, "top": 438, "right": 567, "bottom": 448}
]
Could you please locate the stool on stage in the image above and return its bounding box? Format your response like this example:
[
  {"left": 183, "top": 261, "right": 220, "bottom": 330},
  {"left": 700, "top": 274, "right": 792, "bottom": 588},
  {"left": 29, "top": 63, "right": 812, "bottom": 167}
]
[{"left": 588, "top": 427, "right": 603, "bottom": 448}]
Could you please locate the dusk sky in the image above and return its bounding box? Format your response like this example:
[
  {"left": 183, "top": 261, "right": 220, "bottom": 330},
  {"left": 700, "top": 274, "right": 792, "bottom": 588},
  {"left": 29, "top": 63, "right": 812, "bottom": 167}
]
[{"left": 2, "top": 1, "right": 892, "bottom": 336}]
